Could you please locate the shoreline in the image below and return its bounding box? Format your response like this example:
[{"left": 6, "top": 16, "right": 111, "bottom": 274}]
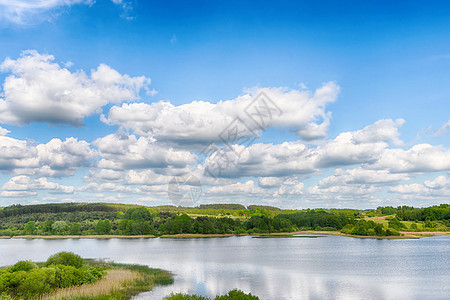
[{"left": 1, "top": 230, "right": 448, "bottom": 240}]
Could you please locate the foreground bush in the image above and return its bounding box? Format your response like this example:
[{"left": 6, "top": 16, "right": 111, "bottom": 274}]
[
  {"left": 0, "top": 252, "right": 104, "bottom": 299},
  {"left": 44, "top": 251, "right": 83, "bottom": 268},
  {"left": 164, "top": 289, "right": 259, "bottom": 300}
]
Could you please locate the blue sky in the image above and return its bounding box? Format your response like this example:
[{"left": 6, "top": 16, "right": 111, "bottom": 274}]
[{"left": 0, "top": 0, "right": 449, "bottom": 209}]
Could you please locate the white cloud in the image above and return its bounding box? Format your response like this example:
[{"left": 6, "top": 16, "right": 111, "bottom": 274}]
[
  {"left": 1, "top": 175, "right": 74, "bottom": 197},
  {"left": 125, "top": 169, "right": 171, "bottom": 185},
  {"left": 308, "top": 184, "right": 379, "bottom": 197},
  {"left": 0, "top": 0, "right": 93, "bottom": 25},
  {"left": 316, "top": 132, "right": 387, "bottom": 168},
  {"left": 0, "top": 135, "right": 95, "bottom": 177},
  {"left": 102, "top": 82, "right": 340, "bottom": 144},
  {"left": 93, "top": 132, "right": 197, "bottom": 172},
  {"left": 0, "top": 0, "right": 129, "bottom": 24},
  {"left": 368, "top": 144, "right": 450, "bottom": 173},
  {"left": 276, "top": 182, "right": 304, "bottom": 196},
  {"left": 0, "top": 126, "right": 10, "bottom": 136},
  {"left": 258, "top": 177, "right": 286, "bottom": 188},
  {"left": 389, "top": 175, "right": 450, "bottom": 198},
  {"left": 78, "top": 182, "right": 137, "bottom": 193},
  {"left": 352, "top": 118, "right": 405, "bottom": 146},
  {"left": 207, "top": 180, "right": 265, "bottom": 196},
  {"left": 203, "top": 119, "right": 402, "bottom": 178},
  {"left": 0, "top": 50, "right": 150, "bottom": 126},
  {"left": 317, "top": 168, "right": 410, "bottom": 188},
  {"left": 434, "top": 119, "right": 450, "bottom": 136}
]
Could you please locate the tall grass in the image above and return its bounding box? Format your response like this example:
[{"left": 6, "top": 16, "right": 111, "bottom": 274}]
[
  {"left": 41, "top": 269, "right": 141, "bottom": 300},
  {"left": 39, "top": 260, "right": 173, "bottom": 300}
]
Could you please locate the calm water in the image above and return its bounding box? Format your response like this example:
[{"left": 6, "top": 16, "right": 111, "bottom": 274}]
[{"left": 0, "top": 235, "right": 448, "bottom": 299}]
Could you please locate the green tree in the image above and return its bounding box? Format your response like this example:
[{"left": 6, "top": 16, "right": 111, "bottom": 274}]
[
  {"left": 52, "top": 221, "right": 68, "bottom": 233},
  {"left": 69, "top": 223, "right": 82, "bottom": 235},
  {"left": 95, "top": 219, "right": 112, "bottom": 235},
  {"left": 43, "top": 220, "right": 54, "bottom": 233},
  {"left": 23, "top": 221, "right": 36, "bottom": 235}
]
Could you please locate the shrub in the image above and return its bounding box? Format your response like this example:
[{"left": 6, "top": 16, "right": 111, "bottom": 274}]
[
  {"left": 0, "top": 254, "right": 104, "bottom": 299},
  {"left": 44, "top": 252, "right": 83, "bottom": 268},
  {"left": 215, "top": 289, "right": 259, "bottom": 299},
  {"left": 11, "top": 261, "right": 37, "bottom": 272}
]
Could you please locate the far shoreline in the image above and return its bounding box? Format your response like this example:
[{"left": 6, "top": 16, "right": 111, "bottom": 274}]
[{"left": 1, "top": 230, "right": 449, "bottom": 240}]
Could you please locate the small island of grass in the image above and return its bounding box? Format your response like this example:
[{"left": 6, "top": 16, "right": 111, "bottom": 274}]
[
  {"left": 0, "top": 252, "right": 173, "bottom": 299},
  {"left": 164, "top": 289, "right": 260, "bottom": 300}
]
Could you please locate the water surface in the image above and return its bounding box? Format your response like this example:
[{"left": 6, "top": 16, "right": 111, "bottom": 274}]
[{"left": 0, "top": 235, "right": 448, "bottom": 299}]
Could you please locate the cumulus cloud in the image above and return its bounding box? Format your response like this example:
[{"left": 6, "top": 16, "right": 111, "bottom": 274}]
[
  {"left": 203, "top": 119, "right": 404, "bottom": 178},
  {"left": 102, "top": 82, "right": 340, "bottom": 144},
  {"left": 78, "top": 182, "right": 137, "bottom": 193},
  {"left": 93, "top": 132, "right": 197, "bottom": 172},
  {"left": 367, "top": 144, "right": 450, "bottom": 173},
  {"left": 0, "top": 50, "right": 150, "bottom": 126},
  {"left": 352, "top": 119, "right": 405, "bottom": 146},
  {"left": 125, "top": 169, "right": 171, "bottom": 185},
  {"left": 308, "top": 184, "right": 379, "bottom": 196},
  {"left": 207, "top": 180, "right": 265, "bottom": 196},
  {"left": 389, "top": 175, "right": 450, "bottom": 198},
  {"left": 317, "top": 168, "right": 410, "bottom": 188},
  {"left": 203, "top": 141, "right": 316, "bottom": 178},
  {"left": 276, "top": 182, "right": 304, "bottom": 196},
  {"left": 1, "top": 175, "right": 74, "bottom": 197},
  {"left": 0, "top": 135, "right": 95, "bottom": 176}
]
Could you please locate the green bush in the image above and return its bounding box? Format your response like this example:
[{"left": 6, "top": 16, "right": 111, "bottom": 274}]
[
  {"left": 44, "top": 252, "right": 83, "bottom": 268},
  {"left": 11, "top": 261, "right": 37, "bottom": 272},
  {"left": 0, "top": 253, "right": 104, "bottom": 299},
  {"left": 215, "top": 289, "right": 259, "bottom": 299},
  {"left": 164, "top": 293, "right": 210, "bottom": 300}
]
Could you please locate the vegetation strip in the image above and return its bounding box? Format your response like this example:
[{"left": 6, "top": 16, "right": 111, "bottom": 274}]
[{"left": 0, "top": 203, "right": 448, "bottom": 239}]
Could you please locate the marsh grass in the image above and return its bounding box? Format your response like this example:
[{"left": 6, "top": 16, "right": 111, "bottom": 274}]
[{"left": 39, "top": 260, "right": 173, "bottom": 300}]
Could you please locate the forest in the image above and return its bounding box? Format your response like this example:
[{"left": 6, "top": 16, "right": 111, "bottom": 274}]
[{"left": 0, "top": 203, "right": 448, "bottom": 237}]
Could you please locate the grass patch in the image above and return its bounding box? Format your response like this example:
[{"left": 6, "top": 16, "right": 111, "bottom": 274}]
[
  {"left": 47, "top": 260, "right": 174, "bottom": 300},
  {"left": 0, "top": 255, "right": 173, "bottom": 300}
]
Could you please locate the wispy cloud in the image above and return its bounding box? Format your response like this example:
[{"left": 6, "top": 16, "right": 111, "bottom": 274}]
[
  {"left": 0, "top": 0, "right": 134, "bottom": 25},
  {"left": 434, "top": 119, "right": 450, "bottom": 136},
  {"left": 0, "top": 0, "right": 93, "bottom": 25}
]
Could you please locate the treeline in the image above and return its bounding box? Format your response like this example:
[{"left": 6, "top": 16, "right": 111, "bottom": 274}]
[
  {"left": 1, "top": 202, "right": 448, "bottom": 237},
  {"left": 376, "top": 204, "right": 450, "bottom": 221},
  {"left": 0, "top": 203, "right": 119, "bottom": 217},
  {"left": 0, "top": 205, "right": 356, "bottom": 236},
  {"left": 275, "top": 210, "right": 355, "bottom": 231}
]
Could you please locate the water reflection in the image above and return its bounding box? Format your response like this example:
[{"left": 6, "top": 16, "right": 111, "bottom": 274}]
[{"left": 0, "top": 235, "right": 448, "bottom": 299}]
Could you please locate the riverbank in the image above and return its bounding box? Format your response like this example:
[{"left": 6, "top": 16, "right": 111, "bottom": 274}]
[
  {"left": 0, "top": 234, "right": 156, "bottom": 239},
  {"left": 2, "top": 230, "right": 448, "bottom": 240}
]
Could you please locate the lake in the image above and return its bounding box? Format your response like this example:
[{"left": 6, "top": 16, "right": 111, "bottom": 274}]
[{"left": 0, "top": 235, "right": 448, "bottom": 299}]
